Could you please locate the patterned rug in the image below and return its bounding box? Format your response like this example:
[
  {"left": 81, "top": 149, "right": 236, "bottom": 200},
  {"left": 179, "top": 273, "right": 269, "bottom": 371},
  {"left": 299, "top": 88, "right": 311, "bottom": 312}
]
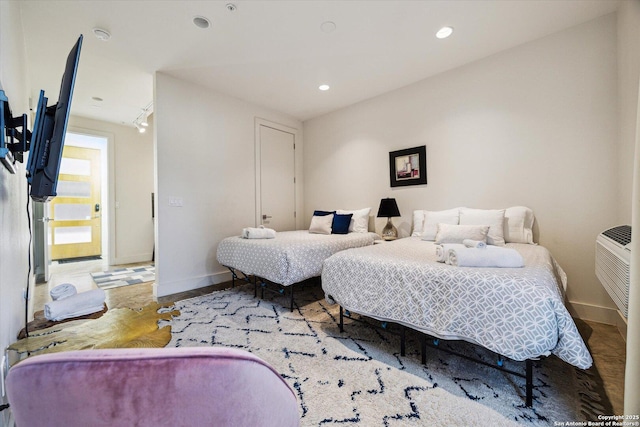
[
  {"left": 166, "top": 283, "right": 612, "bottom": 427},
  {"left": 91, "top": 265, "right": 155, "bottom": 290}
]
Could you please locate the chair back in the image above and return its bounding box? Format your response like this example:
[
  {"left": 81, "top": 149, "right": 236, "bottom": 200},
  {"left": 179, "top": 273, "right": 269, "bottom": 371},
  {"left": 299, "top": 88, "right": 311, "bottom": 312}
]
[{"left": 6, "top": 347, "right": 300, "bottom": 427}]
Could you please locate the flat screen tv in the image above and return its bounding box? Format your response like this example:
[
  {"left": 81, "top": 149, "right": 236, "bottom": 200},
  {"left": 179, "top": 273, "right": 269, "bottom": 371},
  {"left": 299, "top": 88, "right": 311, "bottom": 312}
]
[{"left": 27, "top": 35, "right": 83, "bottom": 202}]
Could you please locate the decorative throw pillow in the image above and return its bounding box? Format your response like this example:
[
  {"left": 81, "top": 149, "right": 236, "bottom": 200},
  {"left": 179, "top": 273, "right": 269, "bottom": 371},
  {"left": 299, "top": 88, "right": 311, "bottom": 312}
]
[
  {"left": 331, "top": 213, "right": 353, "bottom": 235},
  {"left": 336, "top": 208, "right": 371, "bottom": 233},
  {"left": 434, "top": 223, "right": 489, "bottom": 244},
  {"left": 459, "top": 208, "right": 506, "bottom": 246},
  {"left": 504, "top": 206, "right": 535, "bottom": 244},
  {"left": 420, "top": 208, "right": 460, "bottom": 241},
  {"left": 313, "top": 210, "right": 335, "bottom": 217},
  {"left": 309, "top": 214, "right": 333, "bottom": 235}
]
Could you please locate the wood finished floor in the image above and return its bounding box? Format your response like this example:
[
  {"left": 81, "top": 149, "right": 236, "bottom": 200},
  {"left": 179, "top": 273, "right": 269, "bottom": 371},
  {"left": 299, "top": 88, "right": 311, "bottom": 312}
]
[{"left": 33, "top": 259, "right": 627, "bottom": 415}]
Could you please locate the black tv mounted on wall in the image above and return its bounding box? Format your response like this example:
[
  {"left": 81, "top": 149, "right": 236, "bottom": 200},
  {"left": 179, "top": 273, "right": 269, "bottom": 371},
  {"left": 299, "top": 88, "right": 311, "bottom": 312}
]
[
  {"left": 27, "top": 35, "right": 83, "bottom": 202},
  {"left": 0, "top": 34, "right": 83, "bottom": 202}
]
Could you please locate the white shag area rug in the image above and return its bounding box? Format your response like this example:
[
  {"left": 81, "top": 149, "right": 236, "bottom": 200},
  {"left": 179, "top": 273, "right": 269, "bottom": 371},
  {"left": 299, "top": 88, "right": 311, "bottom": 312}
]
[{"left": 165, "top": 283, "right": 610, "bottom": 427}]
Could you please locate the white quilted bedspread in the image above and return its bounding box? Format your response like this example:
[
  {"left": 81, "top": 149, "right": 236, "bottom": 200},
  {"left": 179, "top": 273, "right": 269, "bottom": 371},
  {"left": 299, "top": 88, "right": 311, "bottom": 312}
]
[
  {"left": 216, "top": 230, "right": 378, "bottom": 286},
  {"left": 321, "top": 237, "right": 593, "bottom": 369}
]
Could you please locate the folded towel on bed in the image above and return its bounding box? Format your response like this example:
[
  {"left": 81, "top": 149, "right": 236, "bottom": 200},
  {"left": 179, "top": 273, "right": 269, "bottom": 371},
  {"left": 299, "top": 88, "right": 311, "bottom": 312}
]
[
  {"left": 435, "top": 243, "right": 466, "bottom": 264},
  {"left": 50, "top": 283, "right": 77, "bottom": 301},
  {"left": 447, "top": 246, "right": 524, "bottom": 268},
  {"left": 241, "top": 226, "right": 276, "bottom": 239},
  {"left": 44, "top": 289, "right": 106, "bottom": 321},
  {"left": 463, "top": 239, "right": 486, "bottom": 249}
]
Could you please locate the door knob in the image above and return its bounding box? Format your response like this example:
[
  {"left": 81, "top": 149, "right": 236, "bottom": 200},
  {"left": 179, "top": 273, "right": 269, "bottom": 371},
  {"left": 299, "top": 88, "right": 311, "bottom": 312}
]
[{"left": 262, "top": 214, "right": 273, "bottom": 220}]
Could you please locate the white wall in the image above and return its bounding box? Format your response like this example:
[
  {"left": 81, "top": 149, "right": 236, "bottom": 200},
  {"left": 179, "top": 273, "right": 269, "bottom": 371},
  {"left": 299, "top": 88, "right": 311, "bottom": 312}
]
[
  {"left": 620, "top": 0, "right": 640, "bottom": 415},
  {"left": 154, "top": 73, "right": 302, "bottom": 297},
  {"left": 618, "top": 1, "right": 640, "bottom": 226},
  {"left": 303, "top": 14, "right": 619, "bottom": 322},
  {"left": 68, "top": 115, "right": 154, "bottom": 265},
  {"left": 0, "top": 0, "right": 31, "bottom": 420}
]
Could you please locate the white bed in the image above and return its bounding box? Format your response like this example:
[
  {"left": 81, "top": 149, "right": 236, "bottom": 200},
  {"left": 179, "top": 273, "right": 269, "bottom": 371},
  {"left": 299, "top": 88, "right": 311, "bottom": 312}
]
[
  {"left": 217, "top": 229, "right": 379, "bottom": 292},
  {"left": 321, "top": 237, "right": 592, "bottom": 370}
]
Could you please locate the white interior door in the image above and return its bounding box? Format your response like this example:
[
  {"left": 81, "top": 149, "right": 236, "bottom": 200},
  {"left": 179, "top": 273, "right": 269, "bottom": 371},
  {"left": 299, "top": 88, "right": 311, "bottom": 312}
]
[{"left": 258, "top": 124, "right": 296, "bottom": 231}]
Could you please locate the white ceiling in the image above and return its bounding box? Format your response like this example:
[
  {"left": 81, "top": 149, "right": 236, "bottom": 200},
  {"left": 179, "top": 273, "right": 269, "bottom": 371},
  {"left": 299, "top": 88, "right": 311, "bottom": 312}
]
[{"left": 18, "top": 0, "right": 620, "bottom": 127}]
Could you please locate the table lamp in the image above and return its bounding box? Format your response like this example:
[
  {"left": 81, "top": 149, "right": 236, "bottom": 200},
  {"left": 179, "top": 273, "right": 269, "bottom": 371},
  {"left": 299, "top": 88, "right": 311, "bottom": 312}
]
[{"left": 377, "top": 198, "right": 401, "bottom": 240}]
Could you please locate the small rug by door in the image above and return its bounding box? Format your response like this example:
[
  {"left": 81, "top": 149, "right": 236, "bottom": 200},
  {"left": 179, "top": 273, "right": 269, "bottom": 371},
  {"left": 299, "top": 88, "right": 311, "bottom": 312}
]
[
  {"left": 57, "top": 255, "right": 102, "bottom": 264},
  {"left": 91, "top": 265, "right": 155, "bottom": 290},
  {"left": 167, "top": 283, "right": 612, "bottom": 427}
]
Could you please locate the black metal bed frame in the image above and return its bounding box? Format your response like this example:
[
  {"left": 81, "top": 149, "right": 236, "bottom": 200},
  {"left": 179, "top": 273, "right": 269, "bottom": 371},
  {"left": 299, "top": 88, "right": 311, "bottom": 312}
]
[
  {"left": 339, "top": 306, "right": 535, "bottom": 407},
  {"left": 226, "top": 266, "right": 298, "bottom": 311}
]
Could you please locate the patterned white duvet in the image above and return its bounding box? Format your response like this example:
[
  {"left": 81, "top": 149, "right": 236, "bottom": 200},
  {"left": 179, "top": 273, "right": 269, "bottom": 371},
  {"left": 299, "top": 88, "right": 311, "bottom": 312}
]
[
  {"left": 216, "top": 230, "right": 379, "bottom": 286},
  {"left": 321, "top": 237, "right": 593, "bottom": 369}
]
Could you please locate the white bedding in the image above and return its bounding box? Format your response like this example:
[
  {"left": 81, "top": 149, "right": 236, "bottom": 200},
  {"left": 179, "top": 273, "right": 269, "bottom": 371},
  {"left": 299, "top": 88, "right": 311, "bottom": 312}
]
[
  {"left": 216, "top": 230, "right": 379, "bottom": 286},
  {"left": 321, "top": 237, "right": 592, "bottom": 369}
]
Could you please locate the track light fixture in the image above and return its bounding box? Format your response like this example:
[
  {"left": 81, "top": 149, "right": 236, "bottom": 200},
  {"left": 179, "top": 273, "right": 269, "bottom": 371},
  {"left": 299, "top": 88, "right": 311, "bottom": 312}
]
[{"left": 133, "top": 102, "right": 153, "bottom": 133}]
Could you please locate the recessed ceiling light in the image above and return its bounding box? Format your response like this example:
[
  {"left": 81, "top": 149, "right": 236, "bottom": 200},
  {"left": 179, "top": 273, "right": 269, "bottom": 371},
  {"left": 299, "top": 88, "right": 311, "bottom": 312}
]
[
  {"left": 436, "top": 26, "right": 454, "bottom": 39},
  {"left": 92, "top": 28, "right": 111, "bottom": 41},
  {"left": 193, "top": 16, "right": 211, "bottom": 29},
  {"left": 318, "top": 84, "right": 330, "bottom": 91},
  {"left": 226, "top": 3, "right": 237, "bottom": 12},
  {"left": 321, "top": 21, "right": 336, "bottom": 33}
]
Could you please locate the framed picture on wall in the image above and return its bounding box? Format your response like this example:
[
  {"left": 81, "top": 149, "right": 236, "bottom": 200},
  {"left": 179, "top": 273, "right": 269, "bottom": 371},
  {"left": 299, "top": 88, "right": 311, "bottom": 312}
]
[{"left": 389, "top": 145, "right": 427, "bottom": 187}]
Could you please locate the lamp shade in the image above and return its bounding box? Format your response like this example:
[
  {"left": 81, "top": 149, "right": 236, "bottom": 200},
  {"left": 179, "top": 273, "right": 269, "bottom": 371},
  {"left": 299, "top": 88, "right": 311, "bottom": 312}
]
[{"left": 377, "top": 198, "right": 401, "bottom": 218}]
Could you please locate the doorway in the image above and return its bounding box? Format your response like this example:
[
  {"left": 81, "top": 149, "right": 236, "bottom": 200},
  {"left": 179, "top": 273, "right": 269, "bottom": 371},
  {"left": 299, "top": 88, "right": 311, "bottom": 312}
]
[
  {"left": 255, "top": 119, "right": 298, "bottom": 231},
  {"left": 33, "top": 131, "right": 109, "bottom": 283}
]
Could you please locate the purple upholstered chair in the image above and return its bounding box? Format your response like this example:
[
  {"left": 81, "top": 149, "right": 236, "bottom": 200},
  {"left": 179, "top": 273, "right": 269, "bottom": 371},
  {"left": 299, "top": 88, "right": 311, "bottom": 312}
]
[{"left": 6, "top": 347, "right": 299, "bottom": 427}]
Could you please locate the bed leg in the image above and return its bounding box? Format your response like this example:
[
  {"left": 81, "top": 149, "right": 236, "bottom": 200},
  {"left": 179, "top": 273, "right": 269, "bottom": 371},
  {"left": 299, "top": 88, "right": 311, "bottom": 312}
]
[
  {"left": 421, "top": 335, "right": 426, "bottom": 365},
  {"left": 290, "top": 286, "right": 294, "bottom": 312},
  {"left": 339, "top": 306, "right": 344, "bottom": 332},
  {"left": 253, "top": 276, "right": 257, "bottom": 297},
  {"left": 400, "top": 325, "right": 406, "bottom": 357},
  {"left": 525, "top": 359, "right": 533, "bottom": 407}
]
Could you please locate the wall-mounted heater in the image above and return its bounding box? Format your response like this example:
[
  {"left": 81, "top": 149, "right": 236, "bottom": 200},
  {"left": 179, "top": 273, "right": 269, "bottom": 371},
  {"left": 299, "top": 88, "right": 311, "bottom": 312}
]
[{"left": 595, "top": 225, "right": 631, "bottom": 318}]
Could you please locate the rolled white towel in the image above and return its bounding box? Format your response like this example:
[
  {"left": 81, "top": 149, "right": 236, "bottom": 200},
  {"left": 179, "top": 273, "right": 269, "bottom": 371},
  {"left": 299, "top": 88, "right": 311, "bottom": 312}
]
[
  {"left": 242, "top": 226, "right": 276, "bottom": 239},
  {"left": 50, "top": 283, "right": 77, "bottom": 301},
  {"left": 463, "top": 239, "right": 486, "bottom": 249},
  {"left": 44, "top": 289, "right": 106, "bottom": 321},
  {"left": 434, "top": 243, "right": 466, "bottom": 263},
  {"left": 448, "top": 246, "right": 524, "bottom": 268}
]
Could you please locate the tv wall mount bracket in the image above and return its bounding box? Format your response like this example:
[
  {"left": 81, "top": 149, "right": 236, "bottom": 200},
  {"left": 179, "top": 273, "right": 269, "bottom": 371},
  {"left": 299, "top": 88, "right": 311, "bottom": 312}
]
[{"left": 0, "top": 89, "right": 31, "bottom": 174}]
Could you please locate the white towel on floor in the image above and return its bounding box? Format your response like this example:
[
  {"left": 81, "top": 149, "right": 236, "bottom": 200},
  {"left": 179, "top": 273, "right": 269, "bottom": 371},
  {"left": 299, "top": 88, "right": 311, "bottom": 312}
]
[
  {"left": 44, "top": 289, "right": 106, "bottom": 321},
  {"left": 241, "top": 226, "right": 276, "bottom": 239},
  {"left": 447, "top": 246, "right": 524, "bottom": 268},
  {"left": 463, "top": 239, "right": 486, "bottom": 249},
  {"left": 50, "top": 283, "right": 77, "bottom": 301},
  {"left": 435, "top": 243, "right": 466, "bottom": 264}
]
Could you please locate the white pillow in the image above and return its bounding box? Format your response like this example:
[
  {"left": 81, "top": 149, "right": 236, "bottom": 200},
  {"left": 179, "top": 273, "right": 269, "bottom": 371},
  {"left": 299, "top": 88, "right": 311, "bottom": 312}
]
[
  {"left": 504, "top": 206, "right": 535, "bottom": 244},
  {"left": 309, "top": 214, "right": 333, "bottom": 235},
  {"left": 337, "top": 208, "right": 371, "bottom": 233},
  {"left": 459, "top": 208, "right": 506, "bottom": 246},
  {"left": 434, "top": 223, "right": 489, "bottom": 244},
  {"left": 411, "top": 210, "right": 426, "bottom": 236},
  {"left": 420, "top": 208, "right": 460, "bottom": 241}
]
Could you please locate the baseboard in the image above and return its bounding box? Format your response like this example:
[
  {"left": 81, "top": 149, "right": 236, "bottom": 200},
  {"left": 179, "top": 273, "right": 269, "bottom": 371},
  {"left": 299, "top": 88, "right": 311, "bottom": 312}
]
[
  {"left": 111, "top": 253, "right": 154, "bottom": 266},
  {"left": 566, "top": 300, "right": 620, "bottom": 325},
  {"left": 615, "top": 311, "right": 628, "bottom": 342},
  {"left": 153, "top": 270, "right": 232, "bottom": 298}
]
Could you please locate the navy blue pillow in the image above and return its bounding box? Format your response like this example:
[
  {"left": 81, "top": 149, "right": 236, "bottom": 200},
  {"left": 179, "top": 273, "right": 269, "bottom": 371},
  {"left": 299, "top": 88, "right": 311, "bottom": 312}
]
[
  {"left": 313, "top": 210, "right": 335, "bottom": 217},
  {"left": 332, "top": 213, "right": 353, "bottom": 234}
]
